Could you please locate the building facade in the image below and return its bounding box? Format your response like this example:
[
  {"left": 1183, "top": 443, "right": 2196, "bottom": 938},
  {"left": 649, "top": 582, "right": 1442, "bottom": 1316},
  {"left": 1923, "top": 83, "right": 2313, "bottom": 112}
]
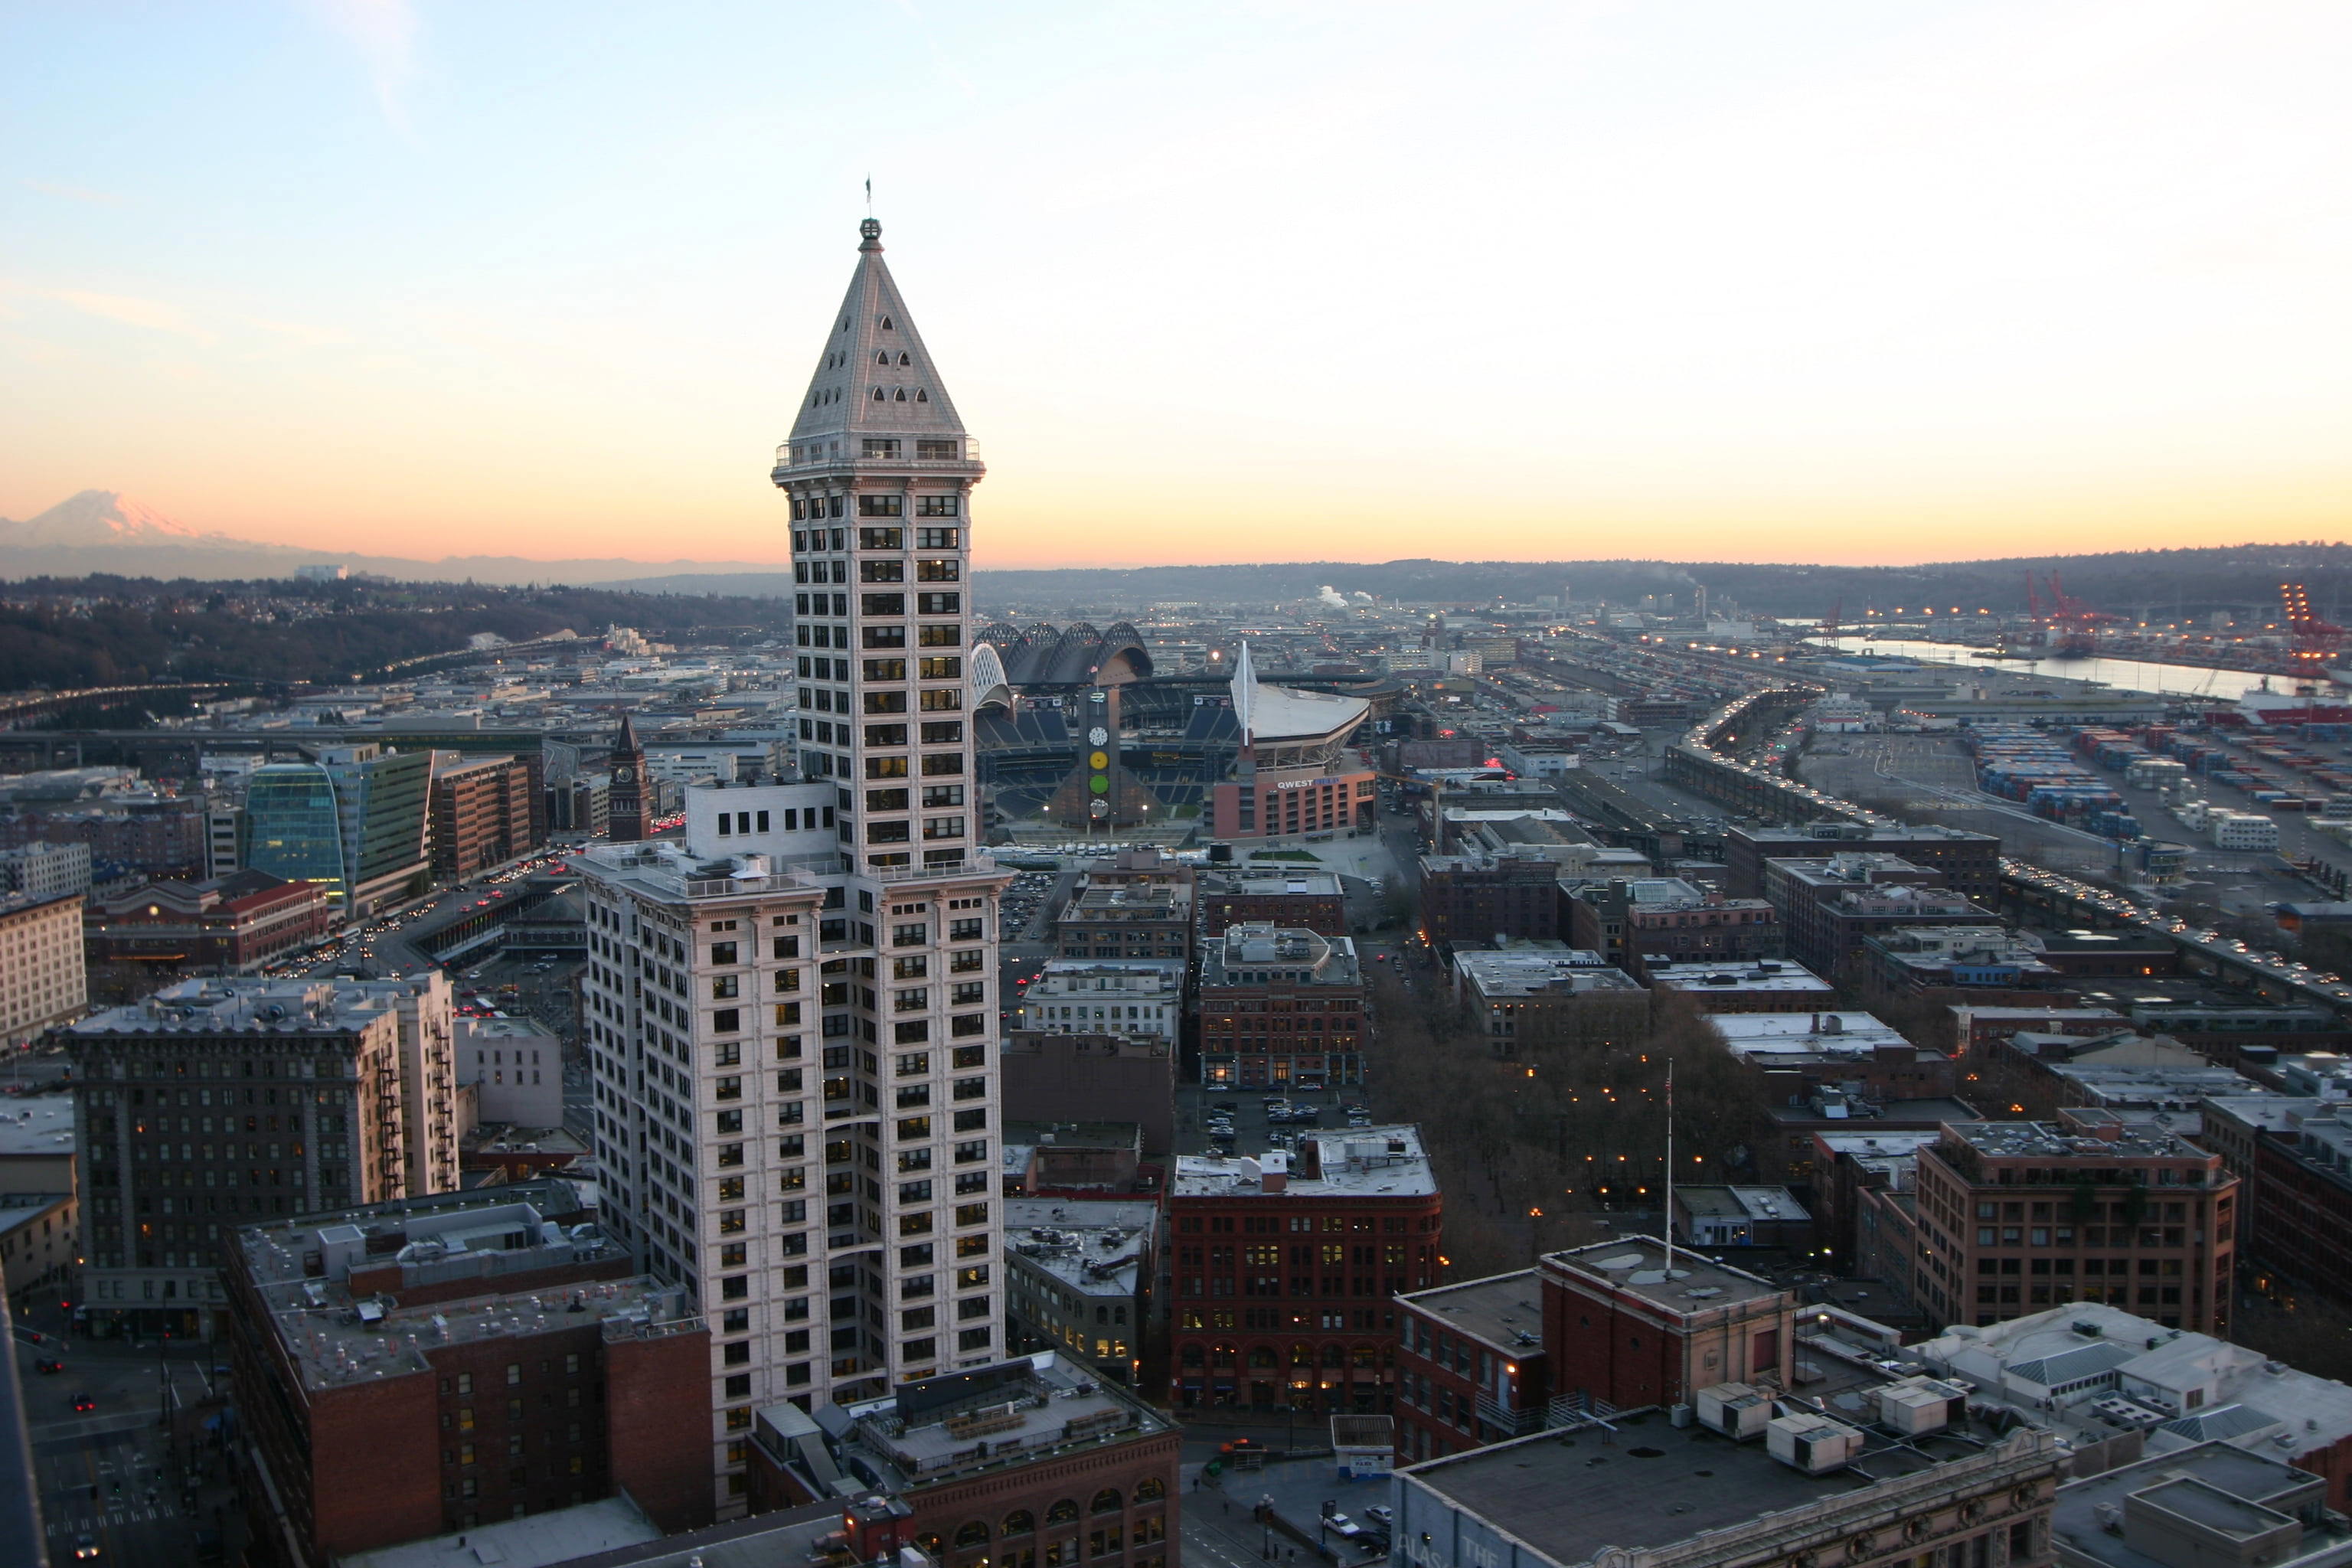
[
  {"left": 1566, "top": 877, "right": 1780, "bottom": 982},
  {"left": 1726, "top": 820, "right": 2002, "bottom": 904},
  {"left": 225, "top": 1181, "right": 712, "bottom": 1564},
  {"left": 571, "top": 220, "right": 1012, "bottom": 1518},
  {"left": 84, "top": 870, "right": 334, "bottom": 971},
  {"left": 61, "top": 972, "right": 459, "bottom": 1337},
  {"left": 1014, "top": 959, "right": 1183, "bottom": 1045},
  {"left": 1165, "top": 1127, "right": 1442, "bottom": 1413},
  {"left": 0, "top": 891, "right": 85, "bottom": 1047},
  {"left": 1197, "top": 868, "right": 1348, "bottom": 938},
  {"left": 1418, "top": 853, "right": 1563, "bottom": 952},
  {"left": 430, "top": 752, "right": 541, "bottom": 879},
  {"left": 1197, "top": 923, "right": 1367, "bottom": 1089},
  {"left": 1909, "top": 1112, "right": 2236, "bottom": 1333}
]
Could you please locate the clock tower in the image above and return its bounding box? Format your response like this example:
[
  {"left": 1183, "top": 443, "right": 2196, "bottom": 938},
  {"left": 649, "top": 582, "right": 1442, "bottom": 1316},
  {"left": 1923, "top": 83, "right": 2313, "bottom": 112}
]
[{"left": 607, "top": 714, "right": 647, "bottom": 842}]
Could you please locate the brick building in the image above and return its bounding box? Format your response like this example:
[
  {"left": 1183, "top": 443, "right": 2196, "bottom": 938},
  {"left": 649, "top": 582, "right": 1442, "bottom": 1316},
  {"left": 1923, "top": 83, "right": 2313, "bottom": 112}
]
[
  {"left": 1451, "top": 948, "right": 1648, "bottom": 1054},
  {"left": 430, "top": 753, "right": 541, "bottom": 879},
  {"left": 1197, "top": 923, "right": 1367, "bottom": 1089},
  {"left": 1054, "top": 849, "right": 1194, "bottom": 963},
  {"left": 1565, "top": 877, "right": 1779, "bottom": 982},
  {"left": 225, "top": 1180, "right": 711, "bottom": 1565},
  {"left": 2248, "top": 1110, "right": 2352, "bottom": 1303},
  {"left": 1417, "top": 852, "right": 1563, "bottom": 952},
  {"left": 1166, "top": 1126, "right": 1441, "bottom": 1413},
  {"left": 1392, "top": 1271, "right": 1547, "bottom": 1461},
  {"left": 1645, "top": 958, "right": 1835, "bottom": 1013},
  {"left": 1001, "top": 1032, "right": 1175, "bottom": 1156},
  {"left": 84, "top": 870, "right": 335, "bottom": 971},
  {"left": 1908, "top": 1110, "right": 2236, "bottom": 1333},
  {"left": 747, "top": 1351, "right": 1178, "bottom": 1568},
  {"left": 1726, "top": 820, "right": 2001, "bottom": 904},
  {"left": 1197, "top": 868, "right": 1347, "bottom": 939},
  {"left": 1762, "top": 854, "right": 1998, "bottom": 981},
  {"left": 0, "top": 793, "right": 211, "bottom": 879}
]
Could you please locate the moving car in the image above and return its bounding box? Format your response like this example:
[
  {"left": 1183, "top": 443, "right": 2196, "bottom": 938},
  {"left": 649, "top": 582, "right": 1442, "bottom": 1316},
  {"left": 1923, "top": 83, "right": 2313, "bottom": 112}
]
[{"left": 70, "top": 1391, "right": 96, "bottom": 1411}]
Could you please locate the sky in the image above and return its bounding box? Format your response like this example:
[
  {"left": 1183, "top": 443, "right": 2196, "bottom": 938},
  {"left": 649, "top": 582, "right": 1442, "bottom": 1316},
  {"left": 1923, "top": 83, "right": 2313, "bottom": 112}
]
[{"left": 3, "top": 0, "right": 2350, "bottom": 571}]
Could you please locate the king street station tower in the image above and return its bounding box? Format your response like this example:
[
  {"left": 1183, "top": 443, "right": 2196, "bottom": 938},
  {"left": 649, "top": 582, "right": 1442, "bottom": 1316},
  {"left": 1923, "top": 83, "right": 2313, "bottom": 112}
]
[{"left": 578, "top": 218, "right": 1011, "bottom": 1515}]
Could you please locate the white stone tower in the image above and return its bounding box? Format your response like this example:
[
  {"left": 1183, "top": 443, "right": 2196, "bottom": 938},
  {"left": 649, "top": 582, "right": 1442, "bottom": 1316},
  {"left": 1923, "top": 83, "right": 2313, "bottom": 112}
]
[{"left": 575, "top": 217, "right": 1010, "bottom": 1518}]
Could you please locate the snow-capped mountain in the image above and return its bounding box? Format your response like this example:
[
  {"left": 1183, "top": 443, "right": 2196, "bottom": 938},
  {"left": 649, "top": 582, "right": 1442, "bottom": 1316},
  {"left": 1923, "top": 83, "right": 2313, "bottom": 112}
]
[{"left": 0, "top": 490, "right": 235, "bottom": 548}]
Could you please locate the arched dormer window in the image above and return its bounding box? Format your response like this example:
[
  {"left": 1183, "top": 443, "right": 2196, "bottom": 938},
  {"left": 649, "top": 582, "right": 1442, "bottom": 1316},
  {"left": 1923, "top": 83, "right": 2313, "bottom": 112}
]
[
  {"left": 916, "top": 390, "right": 929, "bottom": 403},
  {"left": 876, "top": 351, "right": 890, "bottom": 364},
  {"left": 873, "top": 387, "right": 885, "bottom": 401},
  {"left": 894, "top": 388, "right": 907, "bottom": 401},
  {"left": 880, "top": 315, "right": 894, "bottom": 329},
  {"left": 898, "top": 351, "right": 911, "bottom": 365}
]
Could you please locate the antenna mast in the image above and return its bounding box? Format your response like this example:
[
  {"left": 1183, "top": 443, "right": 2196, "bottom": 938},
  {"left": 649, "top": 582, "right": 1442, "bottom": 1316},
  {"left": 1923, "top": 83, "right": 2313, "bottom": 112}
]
[{"left": 1662, "top": 1060, "right": 1675, "bottom": 1276}]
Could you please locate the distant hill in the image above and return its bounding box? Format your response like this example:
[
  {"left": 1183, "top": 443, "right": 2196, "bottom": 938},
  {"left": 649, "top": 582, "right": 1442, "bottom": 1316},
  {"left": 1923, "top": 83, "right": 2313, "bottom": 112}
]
[
  {"left": 7, "top": 493, "right": 2346, "bottom": 622},
  {"left": 945, "top": 547, "right": 2352, "bottom": 621},
  {"left": 0, "top": 492, "right": 785, "bottom": 588}
]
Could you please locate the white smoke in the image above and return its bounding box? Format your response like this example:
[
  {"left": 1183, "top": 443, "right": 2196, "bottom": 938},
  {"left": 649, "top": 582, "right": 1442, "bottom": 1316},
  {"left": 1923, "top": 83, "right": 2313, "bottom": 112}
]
[{"left": 1316, "top": 586, "right": 1348, "bottom": 610}]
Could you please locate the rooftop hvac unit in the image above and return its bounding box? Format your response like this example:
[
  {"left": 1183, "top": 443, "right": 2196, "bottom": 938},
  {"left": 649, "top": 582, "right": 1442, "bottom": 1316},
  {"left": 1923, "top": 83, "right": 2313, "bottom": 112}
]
[
  {"left": 1695, "top": 1381, "right": 1772, "bottom": 1441},
  {"left": 1874, "top": 1376, "right": 1966, "bottom": 1436},
  {"left": 1769, "top": 1413, "right": 1865, "bottom": 1475}
]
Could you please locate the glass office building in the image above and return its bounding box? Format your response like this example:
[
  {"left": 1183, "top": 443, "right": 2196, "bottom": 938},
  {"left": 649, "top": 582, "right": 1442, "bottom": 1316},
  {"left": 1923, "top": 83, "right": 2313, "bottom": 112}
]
[{"left": 240, "top": 764, "right": 348, "bottom": 902}]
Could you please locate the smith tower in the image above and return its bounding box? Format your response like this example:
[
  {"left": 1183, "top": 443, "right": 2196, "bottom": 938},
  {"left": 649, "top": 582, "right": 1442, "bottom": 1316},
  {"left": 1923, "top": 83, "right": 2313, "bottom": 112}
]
[{"left": 574, "top": 219, "right": 1011, "bottom": 1519}]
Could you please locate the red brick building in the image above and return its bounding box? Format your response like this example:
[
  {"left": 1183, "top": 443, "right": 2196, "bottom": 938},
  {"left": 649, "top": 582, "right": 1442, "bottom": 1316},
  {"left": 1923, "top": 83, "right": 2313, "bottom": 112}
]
[
  {"left": 1566, "top": 877, "right": 1780, "bottom": 982},
  {"left": 84, "top": 869, "right": 334, "bottom": 970},
  {"left": 748, "top": 1351, "right": 1178, "bottom": 1568},
  {"left": 1197, "top": 923, "right": 1368, "bottom": 1089},
  {"left": 1393, "top": 1237, "right": 1799, "bottom": 1465},
  {"left": 226, "top": 1181, "right": 713, "bottom": 1566},
  {"left": 430, "top": 753, "right": 542, "bottom": 879},
  {"left": 1197, "top": 868, "right": 1348, "bottom": 938},
  {"left": 1416, "top": 853, "right": 1562, "bottom": 952},
  {"left": 1762, "top": 854, "right": 1997, "bottom": 982},
  {"left": 1907, "top": 1109, "right": 2236, "bottom": 1332},
  {"left": 1167, "top": 1127, "right": 1441, "bottom": 1413}
]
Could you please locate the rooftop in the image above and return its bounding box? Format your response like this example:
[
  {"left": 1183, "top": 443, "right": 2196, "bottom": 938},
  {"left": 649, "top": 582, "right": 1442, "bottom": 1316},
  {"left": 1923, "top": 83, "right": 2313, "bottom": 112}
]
[
  {"left": 0, "top": 1096, "right": 74, "bottom": 1158},
  {"left": 232, "top": 1180, "right": 694, "bottom": 1393},
  {"left": 1648, "top": 960, "right": 1834, "bottom": 994},
  {"left": 1402, "top": 1403, "right": 2052, "bottom": 1568},
  {"left": 337, "top": 1497, "right": 662, "bottom": 1568},
  {"left": 1003, "top": 1198, "right": 1156, "bottom": 1299},
  {"left": 1706, "top": 1011, "right": 1917, "bottom": 1057},
  {"left": 827, "top": 1351, "right": 1171, "bottom": 1492},
  {"left": 1396, "top": 1269, "right": 1545, "bottom": 1354},
  {"left": 1171, "top": 1125, "right": 1436, "bottom": 1200},
  {"left": 1200, "top": 867, "right": 1345, "bottom": 898},
  {"left": 1455, "top": 950, "right": 1642, "bottom": 999},
  {"left": 65, "top": 973, "right": 446, "bottom": 1039},
  {"left": 1201, "top": 925, "right": 1359, "bottom": 988},
  {"left": 1543, "top": 1234, "right": 1788, "bottom": 1312},
  {"left": 2050, "top": 1442, "right": 2344, "bottom": 1568},
  {"left": 1940, "top": 1116, "right": 2215, "bottom": 1165}
]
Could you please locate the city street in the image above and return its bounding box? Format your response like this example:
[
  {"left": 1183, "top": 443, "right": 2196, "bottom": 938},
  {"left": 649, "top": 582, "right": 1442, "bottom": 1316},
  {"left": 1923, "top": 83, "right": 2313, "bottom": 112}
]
[
  {"left": 1179, "top": 1455, "right": 1393, "bottom": 1568},
  {"left": 12, "top": 1307, "right": 235, "bottom": 1566}
]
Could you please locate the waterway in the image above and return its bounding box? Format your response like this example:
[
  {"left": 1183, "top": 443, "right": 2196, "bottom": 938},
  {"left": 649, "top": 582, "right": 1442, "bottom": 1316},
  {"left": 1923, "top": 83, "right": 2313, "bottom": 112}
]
[{"left": 1812, "top": 636, "right": 2343, "bottom": 704}]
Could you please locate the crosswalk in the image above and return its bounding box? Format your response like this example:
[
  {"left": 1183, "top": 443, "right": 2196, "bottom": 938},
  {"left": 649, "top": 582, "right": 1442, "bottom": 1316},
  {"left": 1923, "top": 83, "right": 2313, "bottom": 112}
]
[{"left": 45, "top": 1498, "right": 178, "bottom": 1535}]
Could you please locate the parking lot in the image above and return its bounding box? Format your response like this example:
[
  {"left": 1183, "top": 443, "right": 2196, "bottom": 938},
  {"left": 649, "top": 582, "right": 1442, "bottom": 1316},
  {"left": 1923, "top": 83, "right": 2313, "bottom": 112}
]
[{"left": 1173, "top": 1081, "right": 1374, "bottom": 1160}]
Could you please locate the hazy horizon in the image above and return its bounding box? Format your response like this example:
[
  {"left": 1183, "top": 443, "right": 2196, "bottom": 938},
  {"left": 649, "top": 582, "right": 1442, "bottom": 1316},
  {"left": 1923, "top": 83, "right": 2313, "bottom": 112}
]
[{"left": 5, "top": 2, "right": 2348, "bottom": 569}]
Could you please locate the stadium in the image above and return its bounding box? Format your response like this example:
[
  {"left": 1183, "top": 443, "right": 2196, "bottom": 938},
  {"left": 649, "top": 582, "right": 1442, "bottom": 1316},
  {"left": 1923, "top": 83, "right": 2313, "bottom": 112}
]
[{"left": 972, "top": 624, "right": 1387, "bottom": 846}]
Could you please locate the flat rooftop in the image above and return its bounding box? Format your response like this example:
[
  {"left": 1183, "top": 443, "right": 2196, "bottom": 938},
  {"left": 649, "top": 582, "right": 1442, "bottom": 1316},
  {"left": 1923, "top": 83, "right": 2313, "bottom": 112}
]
[
  {"left": 233, "top": 1181, "right": 689, "bottom": 1393},
  {"left": 1398, "top": 1270, "right": 1544, "bottom": 1354},
  {"left": 1942, "top": 1119, "right": 2210, "bottom": 1162},
  {"left": 1404, "top": 1404, "right": 1998, "bottom": 1568},
  {"left": 1455, "top": 951, "right": 1642, "bottom": 998},
  {"left": 835, "top": 1351, "right": 1171, "bottom": 1491},
  {"left": 337, "top": 1497, "right": 661, "bottom": 1568},
  {"left": 1202, "top": 869, "right": 1344, "bottom": 897},
  {"left": 1648, "top": 960, "right": 1834, "bottom": 994},
  {"left": 1172, "top": 1125, "right": 1435, "bottom": 1200},
  {"left": 1707, "top": 1011, "right": 1916, "bottom": 1055},
  {"left": 1543, "top": 1235, "right": 1787, "bottom": 1312},
  {"left": 1004, "top": 1198, "right": 1156, "bottom": 1298},
  {"left": 0, "top": 1096, "right": 74, "bottom": 1158}
]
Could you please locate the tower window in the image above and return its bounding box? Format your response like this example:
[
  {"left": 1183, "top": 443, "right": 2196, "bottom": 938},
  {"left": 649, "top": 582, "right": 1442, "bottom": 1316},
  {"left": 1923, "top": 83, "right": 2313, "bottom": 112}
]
[
  {"left": 899, "top": 352, "right": 911, "bottom": 365},
  {"left": 880, "top": 316, "right": 894, "bottom": 329},
  {"left": 876, "top": 351, "right": 889, "bottom": 364},
  {"left": 872, "top": 387, "right": 885, "bottom": 401},
  {"left": 894, "top": 389, "right": 907, "bottom": 401},
  {"left": 916, "top": 390, "right": 929, "bottom": 402}
]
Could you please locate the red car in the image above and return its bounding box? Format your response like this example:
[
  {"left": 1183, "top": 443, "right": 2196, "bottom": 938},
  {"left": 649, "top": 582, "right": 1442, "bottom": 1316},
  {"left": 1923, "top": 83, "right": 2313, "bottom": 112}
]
[
  {"left": 70, "top": 1391, "right": 95, "bottom": 1411},
  {"left": 32, "top": 1357, "right": 64, "bottom": 1374}
]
